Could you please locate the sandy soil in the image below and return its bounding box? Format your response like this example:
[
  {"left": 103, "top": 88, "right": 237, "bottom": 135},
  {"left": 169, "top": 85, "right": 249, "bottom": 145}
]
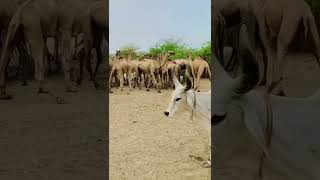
[
  {"left": 109, "top": 79, "right": 211, "bottom": 180},
  {"left": 0, "top": 75, "right": 108, "bottom": 180}
]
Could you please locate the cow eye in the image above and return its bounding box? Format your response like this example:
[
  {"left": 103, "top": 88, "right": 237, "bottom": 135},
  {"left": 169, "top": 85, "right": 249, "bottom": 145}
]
[{"left": 175, "top": 98, "right": 181, "bottom": 101}]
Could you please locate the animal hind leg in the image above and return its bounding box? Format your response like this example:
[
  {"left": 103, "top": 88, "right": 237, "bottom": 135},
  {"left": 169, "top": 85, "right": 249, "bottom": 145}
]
[
  {"left": 117, "top": 70, "right": 124, "bottom": 91},
  {"left": 108, "top": 67, "right": 116, "bottom": 93},
  {"left": 93, "top": 33, "right": 103, "bottom": 78},
  {"left": 18, "top": 41, "right": 29, "bottom": 86},
  {"left": 150, "top": 71, "right": 161, "bottom": 93},
  {"left": 24, "top": 25, "right": 48, "bottom": 94},
  {"left": 195, "top": 66, "right": 205, "bottom": 92},
  {"left": 0, "top": 43, "right": 15, "bottom": 99},
  {"left": 146, "top": 73, "right": 151, "bottom": 91},
  {"left": 257, "top": 16, "right": 274, "bottom": 89},
  {"left": 275, "top": 15, "right": 299, "bottom": 96},
  {"left": 60, "top": 29, "right": 79, "bottom": 92}
]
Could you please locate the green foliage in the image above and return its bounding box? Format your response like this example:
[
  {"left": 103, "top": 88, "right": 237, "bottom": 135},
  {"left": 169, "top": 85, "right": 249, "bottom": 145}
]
[
  {"left": 111, "top": 38, "right": 211, "bottom": 63},
  {"left": 149, "top": 38, "right": 191, "bottom": 60},
  {"left": 148, "top": 38, "right": 211, "bottom": 62},
  {"left": 118, "top": 44, "right": 140, "bottom": 59},
  {"left": 193, "top": 41, "right": 211, "bottom": 64}
]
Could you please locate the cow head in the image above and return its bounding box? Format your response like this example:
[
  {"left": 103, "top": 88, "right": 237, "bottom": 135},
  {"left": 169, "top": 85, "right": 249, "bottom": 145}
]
[
  {"left": 212, "top": 24, "right": 259, "bottom": 126},
  {"left": 164, "top": 65, "right": 193, "bottom": 117},
  {"left": 212, "top": 26, "right": 272, "bottom": 176}
]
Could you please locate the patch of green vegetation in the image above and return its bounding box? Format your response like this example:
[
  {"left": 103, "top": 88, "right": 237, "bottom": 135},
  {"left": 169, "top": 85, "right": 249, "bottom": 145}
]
[{"left": 111, "top": 38, "right": 211, "bottom": 64}]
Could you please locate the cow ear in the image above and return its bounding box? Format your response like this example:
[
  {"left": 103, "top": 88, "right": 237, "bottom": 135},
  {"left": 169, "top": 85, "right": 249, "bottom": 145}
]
[
  {"left": 172, "top": 73, "right": 182, "bottom": 87},
  {"left": 242, "top": 100, "right": 270, "bottom": 156}
]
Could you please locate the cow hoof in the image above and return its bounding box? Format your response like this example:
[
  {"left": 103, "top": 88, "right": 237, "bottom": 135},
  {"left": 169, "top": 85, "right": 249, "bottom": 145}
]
[
  {"left": 197, "top": 90, "right": 200, "bottom": 92},
  {"left": 158, "top": 90, "right": 161, "bottom": 93},
  {"left": 120, "top": 89, "right": 124, "bottom": 91},
  {"left": 130, "top": 89, "right": 133, "bottom": 91},
  {"left": 201, "top": 160, "right": 211, "bottom": 168},
  {"left": 38, "top": 87, "right": 49, "bottom": 93},
  {"left": 146, "top": 89, "right": 150, "bottom": 91},
  {"left": 109, "top": 91, "right": 113, "bottom": 93},
  {"left": 0, "top": 93, "right": 12, "bottom": 100}
]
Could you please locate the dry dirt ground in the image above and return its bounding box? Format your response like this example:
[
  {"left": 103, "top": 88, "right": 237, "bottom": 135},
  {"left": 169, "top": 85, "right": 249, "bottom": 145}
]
[
  {"left": 0, "top": 75, "right": 107, "bottom": 180},
  {"left": 109, "top": 79, "right": 211, "bottom": 180}
]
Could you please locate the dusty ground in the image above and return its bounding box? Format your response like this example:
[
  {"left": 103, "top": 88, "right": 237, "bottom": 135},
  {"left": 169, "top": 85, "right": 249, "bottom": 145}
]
[
  {"left": 109, "top": 79, "right": 211, "bottom": 180},
  {"left": 0, "top": 75, "right": 107, "bottom": 180}
]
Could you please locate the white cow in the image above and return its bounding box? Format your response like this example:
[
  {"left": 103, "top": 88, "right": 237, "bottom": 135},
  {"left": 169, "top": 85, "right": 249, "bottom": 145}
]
[
  {"left": 212, "top": 25, "right": 320, "bottom": 179},
  {"left": 164, "top": 69, "right": 211, "bottom": 166}
]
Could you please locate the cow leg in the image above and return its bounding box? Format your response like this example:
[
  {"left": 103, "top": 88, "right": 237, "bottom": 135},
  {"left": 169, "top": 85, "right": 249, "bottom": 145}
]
[
  {"left": 146, "top": 73, "right": 151, "bottom": 91},
  {"left": 150, "top": 71, "right": 160, "bottom": 93},
  {"left": 0, "top": 42, "right": 15, "bottom": 99},
  {"left": 60, "top": 29, "right": 78, "bottom": 92},
  {"left": 18, "top": 41, "right": 29, "bottom": 86},
  {"left": 77, "top": 42, "right": 85, "bottom": 85},
  {"left": 195, "top": 66, "right": 205, "bottom": 92},
  {"left": 128, "top": 69, "right": 133, "bottom": 91},
  {"left": 118, "top": 70, "right": 124, "bottom": 91},
  {"left": 137, "top": 70, "right": 141, "bottom": 90},
  {"left": 23, "top": 22, "right": 48, "bottom": 94},
  {"left": 257, "top": 17, "right": 274, "bottom": 89},
  {"left": 274, "top": 15, "right": 298, "bottom": 96},
  {"left": 157, "top": 72, "right": 162, "bottom": 89},
  {"left": 93, "top": 32, "right": 103, "bottom": 78},
  {"left": 108, "top": 67, "right": 116, "bottom": 93}
]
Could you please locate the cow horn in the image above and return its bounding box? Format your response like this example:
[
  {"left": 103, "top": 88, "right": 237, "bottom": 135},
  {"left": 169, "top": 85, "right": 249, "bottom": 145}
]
[
  {"left": 236, "top": 24, "right": 259, "bottom": 94},
  {"left": 172, "top": 72, "right": 182, "bottom": 87}
]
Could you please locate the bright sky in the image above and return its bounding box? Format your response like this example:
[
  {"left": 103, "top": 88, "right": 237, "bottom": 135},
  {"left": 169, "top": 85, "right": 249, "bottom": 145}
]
[{"left": 110, "top": 0, "right": 211, "bottom": 53}]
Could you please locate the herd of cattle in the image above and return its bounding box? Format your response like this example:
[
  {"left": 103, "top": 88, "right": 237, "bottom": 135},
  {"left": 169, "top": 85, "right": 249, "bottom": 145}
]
[
  {"left": 108, "top": 50, "right": 211, "bottom": 93},
  {"left": 0, "top": 0, "right": 108, "bottom": 100}
]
